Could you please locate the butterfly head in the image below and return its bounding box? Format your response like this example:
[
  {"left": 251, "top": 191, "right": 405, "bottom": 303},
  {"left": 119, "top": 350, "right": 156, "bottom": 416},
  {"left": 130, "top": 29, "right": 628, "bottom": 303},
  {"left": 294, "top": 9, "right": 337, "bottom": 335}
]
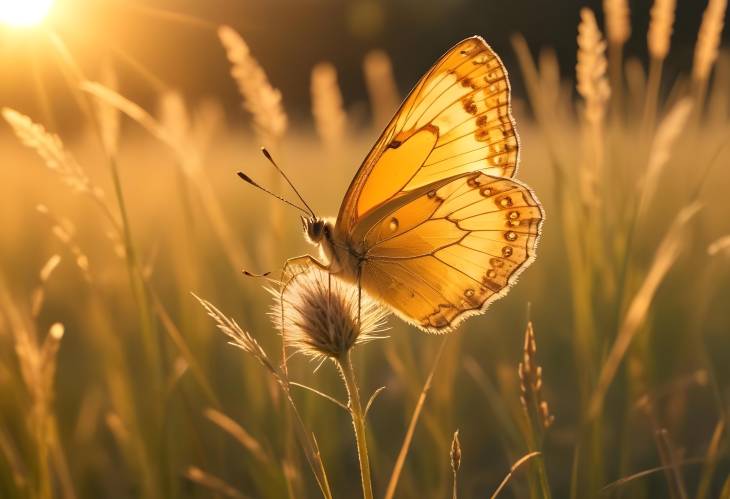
[{"left": 302, "top": 216, "right": 333, "bottom": 245}]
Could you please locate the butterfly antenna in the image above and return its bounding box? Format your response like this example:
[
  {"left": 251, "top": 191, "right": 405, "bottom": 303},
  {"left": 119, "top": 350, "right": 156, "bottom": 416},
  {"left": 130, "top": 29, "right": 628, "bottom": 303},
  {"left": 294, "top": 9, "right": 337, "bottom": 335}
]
[
  {"left": 242, "top": 269, "right": 271, "bottom": 278},
  {"left": 261, "top": 147, "right": 316, "bottom": 218},
  {"left": 237, "top": 171, "right": 311, "bottom": 216}
]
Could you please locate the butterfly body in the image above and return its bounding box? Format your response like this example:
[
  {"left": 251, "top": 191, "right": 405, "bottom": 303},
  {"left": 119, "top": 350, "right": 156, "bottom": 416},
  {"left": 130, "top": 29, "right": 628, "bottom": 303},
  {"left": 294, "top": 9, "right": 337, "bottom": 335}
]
[
  {"left": 303, "top": 216, "right": 360, "bottom": 279},
  {"left": 288, "top": 36, "right": 544, "bottom": 334}
]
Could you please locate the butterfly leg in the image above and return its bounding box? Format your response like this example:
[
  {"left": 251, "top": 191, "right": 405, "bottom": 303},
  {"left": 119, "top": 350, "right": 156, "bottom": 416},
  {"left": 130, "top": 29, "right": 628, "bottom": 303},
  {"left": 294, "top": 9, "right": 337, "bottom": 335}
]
[
  {"left": 279, "top": 254, "right": 329, "bottom": 289},
  {"left": 356, "top": 260, "right": 363, "bottom": 331}
]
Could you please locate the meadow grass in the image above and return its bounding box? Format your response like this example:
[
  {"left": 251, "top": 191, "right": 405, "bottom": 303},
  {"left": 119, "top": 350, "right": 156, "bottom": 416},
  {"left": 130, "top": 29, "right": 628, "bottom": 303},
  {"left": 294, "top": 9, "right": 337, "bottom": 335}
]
[{"left": 1, "top": 2, "right": 730, "bottom": 498}]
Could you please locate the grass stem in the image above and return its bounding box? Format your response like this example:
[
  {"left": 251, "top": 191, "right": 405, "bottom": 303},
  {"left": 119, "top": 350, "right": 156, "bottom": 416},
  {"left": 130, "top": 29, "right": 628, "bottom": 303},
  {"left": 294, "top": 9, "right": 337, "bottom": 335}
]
[{"left": 338, "top": 351, "right": 374, "bottom": 499}]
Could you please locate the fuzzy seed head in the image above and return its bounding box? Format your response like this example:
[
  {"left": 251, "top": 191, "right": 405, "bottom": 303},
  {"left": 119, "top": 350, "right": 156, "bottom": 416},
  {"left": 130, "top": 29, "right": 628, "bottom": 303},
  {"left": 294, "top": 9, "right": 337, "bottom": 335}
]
[{"left": 271, "top": 267, "right": 388, "bottom": 361}]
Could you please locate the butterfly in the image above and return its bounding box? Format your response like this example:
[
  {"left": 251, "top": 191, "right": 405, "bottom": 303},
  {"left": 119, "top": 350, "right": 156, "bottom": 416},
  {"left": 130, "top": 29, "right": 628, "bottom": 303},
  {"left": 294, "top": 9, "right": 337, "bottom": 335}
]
[{"left": 243, "top": 36, "right": 544, "bottom": 333}]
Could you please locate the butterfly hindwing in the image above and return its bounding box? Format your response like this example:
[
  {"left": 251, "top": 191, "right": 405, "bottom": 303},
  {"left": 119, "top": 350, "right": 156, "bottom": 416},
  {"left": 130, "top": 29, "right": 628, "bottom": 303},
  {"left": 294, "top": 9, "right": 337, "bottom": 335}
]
[
  {"left": 336, "top": 36, "right": 519, "bottom": 240},
  {"left": 359, "top": 172, "right": 543, "bottom": 333}
]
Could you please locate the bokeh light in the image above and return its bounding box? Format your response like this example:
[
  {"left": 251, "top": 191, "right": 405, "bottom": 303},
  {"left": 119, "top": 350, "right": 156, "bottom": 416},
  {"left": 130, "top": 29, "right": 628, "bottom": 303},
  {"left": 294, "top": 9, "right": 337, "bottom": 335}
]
[{"left": 0, "top": 0, "right": 54, "bottom": 27}]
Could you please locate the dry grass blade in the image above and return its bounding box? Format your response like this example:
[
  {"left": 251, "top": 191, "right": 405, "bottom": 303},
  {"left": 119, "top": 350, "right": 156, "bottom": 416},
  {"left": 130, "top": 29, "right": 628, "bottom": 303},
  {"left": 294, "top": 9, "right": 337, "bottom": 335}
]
[
  {"left": 600, "top": 457, "right": 705, "bottom": 493},
  {"left": 693, "top": 0, "right": 728, "bottom": 82},
  {"left": 311, "top": 62, "right": 347, "bottom": 147},
  {"left": 588, "top": 203, "right": 701, "bottom": 419},
  {"left": 185, "top": 466, "right": 249, "bottom": 498},
  {"left": 218, "top": 25, "right": 287, "bottom": 144},
  {"left": 708, "top": 235, "right": 730, "bottom": 256},
  {"left": 639, "top": 98, "right": 693, "bottom": 215},
  {"left": 289, "top": 382, "right": 348, "bottom": 412},
  {"left": 364, "top": 386, "right": 386, "bottom": 419},
  {"left": 625, "top": 56, "right": 647, "bottom": 103},
  {"left": 510, "top": 35, "right": 564, "bottom": 170},
  {"left": 147, "top": 290, "right": 220, "bottom": 407},
  {"left": 31, "top": 254, "right": 62, "bottom": 318},
  {"left": 722, "top": 477, "right": 730, "bottom": 499},
  {"left": 655, "top": 428, "right": 688, "bottom": 499},
  {"left": 0, "top": 424, "right": 27, "bottom": 488},
  {"left": 695, "top": 419, "right": 725, "bottom": 499},
  {"left": 464, "top": 357, "right": 523, "bottom": 447},
  {"left": 648, "top": 0, "right": 676, "bottom": 59},
  {"left": 191, "top": 98, "right": 224, "bottom": 151},
  {"left": 490, "top": 451, "right": 542, "bottom": 499},
  {"left": 158, "top": 90, "right": 191, "bottom": 154},
  {"left": 96, "top": 58, "right": 120, "bottom": 155},
  {"left": 2, "top": 108, "right": 92, "bottom": 194},
  {"left": 157, "top": 90, "right": 207, "bottom": 182},
  {"left": 39, "top": 255, "right": 62, "bottom": 283},
  {"left": 384, "top": 337, "right": 448, "bottom": 499},
  {"left": 204, "top": 408, "right": 271, "bottom": 464},
  {"left": 80, "top": 81, "right": 176, "bottom": 149}
]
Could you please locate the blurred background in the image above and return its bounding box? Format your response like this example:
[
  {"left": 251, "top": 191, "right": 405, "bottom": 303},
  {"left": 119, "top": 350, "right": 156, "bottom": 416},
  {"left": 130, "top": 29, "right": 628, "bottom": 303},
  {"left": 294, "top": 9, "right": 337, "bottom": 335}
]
[
  {"left": 1, "top": 1, "right": 730, "bottom": 498},
  {"left": 2, "top": 0, "right": 728, "bottom": 127}
]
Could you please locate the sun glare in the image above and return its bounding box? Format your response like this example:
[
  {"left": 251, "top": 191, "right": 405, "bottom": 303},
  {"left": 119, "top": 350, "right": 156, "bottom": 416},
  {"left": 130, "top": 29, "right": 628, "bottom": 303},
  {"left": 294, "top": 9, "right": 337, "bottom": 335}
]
[{"left": 0, "top": 0, "right": 54, "bottom": 28}]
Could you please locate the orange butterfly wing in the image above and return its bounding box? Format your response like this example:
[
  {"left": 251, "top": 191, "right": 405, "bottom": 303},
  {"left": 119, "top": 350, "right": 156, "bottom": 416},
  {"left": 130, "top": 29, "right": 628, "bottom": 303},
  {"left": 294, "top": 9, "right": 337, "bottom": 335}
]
[
  {"left": 335, "top": 36, "right": 520, "bottom": 241},
  {"left": 332, "top": 36, "right": 540, "bottom": 332},
  {"left": 358, "top": 172, "right": 542, "bottom": 332}
]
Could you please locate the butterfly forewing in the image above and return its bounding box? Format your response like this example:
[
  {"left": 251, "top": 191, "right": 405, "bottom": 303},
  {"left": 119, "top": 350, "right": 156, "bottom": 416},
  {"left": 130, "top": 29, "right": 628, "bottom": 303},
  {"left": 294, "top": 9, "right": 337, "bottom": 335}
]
[
  {"left": 359, "top": 172, "right": 543, "bottom": 333},
  {"left": 335, "top": 36, "right": 519, "bottom": 237}
]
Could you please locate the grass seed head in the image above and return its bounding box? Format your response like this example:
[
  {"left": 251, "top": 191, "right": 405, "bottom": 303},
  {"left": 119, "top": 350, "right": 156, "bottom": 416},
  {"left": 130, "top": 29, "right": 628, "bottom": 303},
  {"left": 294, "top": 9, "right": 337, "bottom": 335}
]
[
  {"left": 218, "top": 25, "right": 288, "bottom": 145},
  {"left": 363, "top": 49, "right": 400, "bottom": 129},
  {"left": 693, "top": 0, "right": 728, "bottom": 82},
  {"left": 450, "top": 429, "right": 462, "bottom": 473},
  {"left": 518, "top": 321, "right": 554, "bottom": 430},
  {"left": 604, "top": 0, "right": 631, "bottom": 45},
  {"left": 311, "top": 62, "right": 347, "bottom": 147},
  {"left": 577, "top": 8, "right": 611, "bottom": 125},
  {"left": 648, "top": 0, "right": 676, "bottom": 60},
  {"left": 270, "top": 267, "right": 388, "bottom": 361},
  {"left": 2, "top": 108, "right": 92, "bottom": 194}
]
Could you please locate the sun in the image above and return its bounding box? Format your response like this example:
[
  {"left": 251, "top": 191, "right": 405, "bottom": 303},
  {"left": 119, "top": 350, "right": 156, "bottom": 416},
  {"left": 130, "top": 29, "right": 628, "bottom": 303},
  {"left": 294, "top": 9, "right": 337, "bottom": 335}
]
[{"left": 0, "top": 0, "right": 54, "bottom": 28}]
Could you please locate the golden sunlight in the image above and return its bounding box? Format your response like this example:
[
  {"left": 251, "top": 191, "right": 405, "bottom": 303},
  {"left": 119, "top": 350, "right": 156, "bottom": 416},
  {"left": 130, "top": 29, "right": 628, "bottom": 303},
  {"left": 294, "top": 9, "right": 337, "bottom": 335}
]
[{"left": 0, "top": 0, "right": 54, "bottom": 27}]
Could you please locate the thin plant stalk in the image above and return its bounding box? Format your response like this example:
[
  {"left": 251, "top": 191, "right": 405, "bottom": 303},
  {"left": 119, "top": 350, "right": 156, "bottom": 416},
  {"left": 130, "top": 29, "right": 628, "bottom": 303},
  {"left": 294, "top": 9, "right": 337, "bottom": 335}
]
[
  {"left": 337, "top": 351, "right": 374, "bottom": 499},
  {"left": 642, "top": 57, "right": 664, "bottom": 135},
  {"left": 490, "top": 452, "right": 541, "bottom": 499},
  {"left": 384, "top": 337, "right": 448, "bottom": 499}
]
